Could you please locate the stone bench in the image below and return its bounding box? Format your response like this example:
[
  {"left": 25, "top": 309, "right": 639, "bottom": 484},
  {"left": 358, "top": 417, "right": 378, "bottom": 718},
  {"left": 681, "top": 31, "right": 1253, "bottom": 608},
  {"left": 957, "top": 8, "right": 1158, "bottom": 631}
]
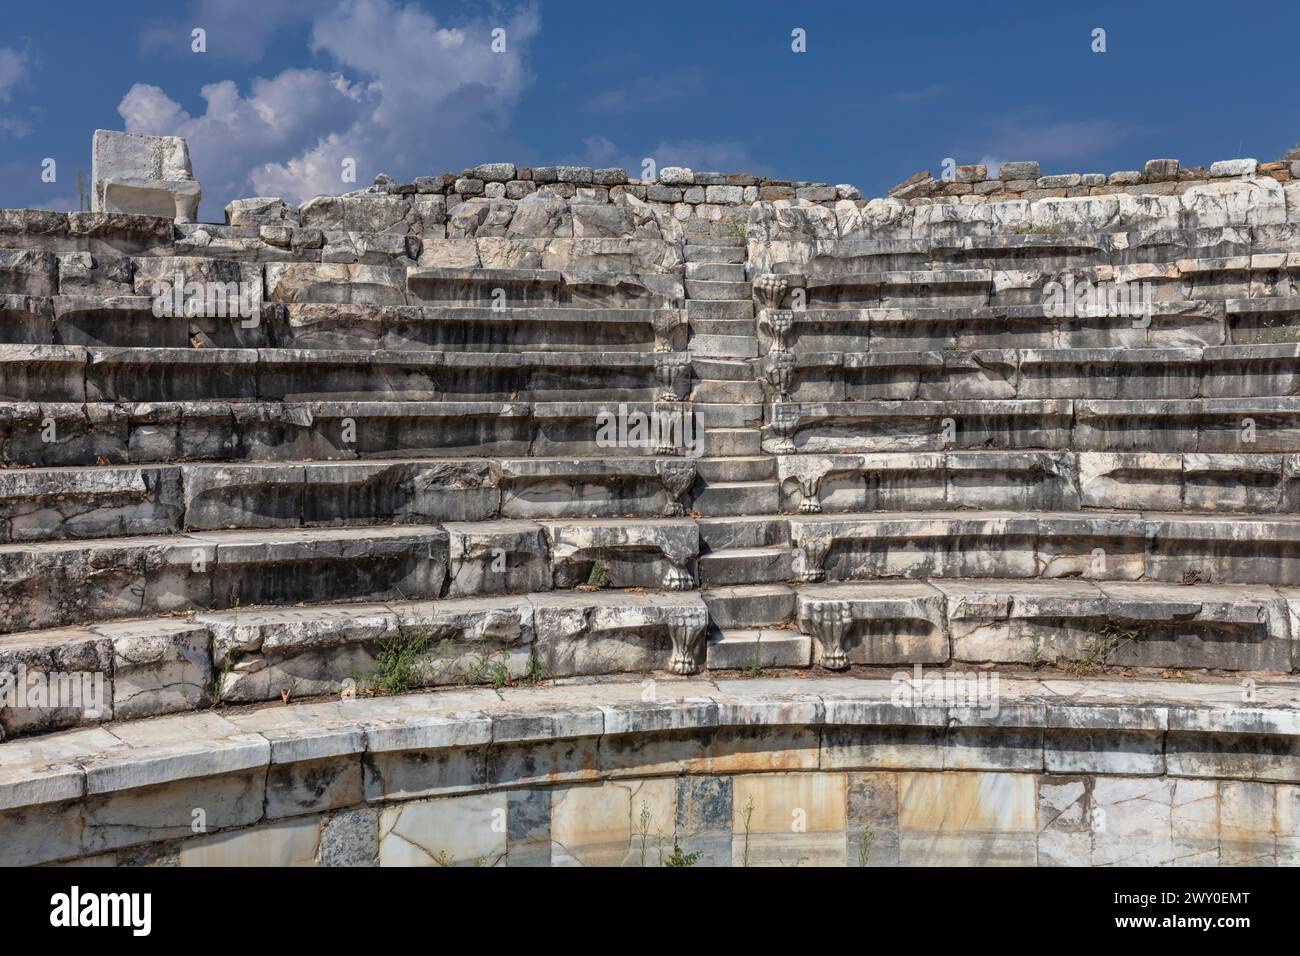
[
  {"left": 795, "top": 578, "right": 1294, "bottom": 672},
  {"left": 786, "top": 509, "right": 1300, "bottom": 587},
  {"left": 0, "top": 525, "right": 450, "bottom": 633}
]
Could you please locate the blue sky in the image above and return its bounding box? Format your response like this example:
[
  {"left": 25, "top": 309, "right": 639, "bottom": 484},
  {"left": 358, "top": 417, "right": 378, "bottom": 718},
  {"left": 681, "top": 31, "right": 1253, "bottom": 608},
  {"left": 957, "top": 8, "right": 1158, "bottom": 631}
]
[{"left": 2, "top": 0, "right": 1297, "bottom": 221}]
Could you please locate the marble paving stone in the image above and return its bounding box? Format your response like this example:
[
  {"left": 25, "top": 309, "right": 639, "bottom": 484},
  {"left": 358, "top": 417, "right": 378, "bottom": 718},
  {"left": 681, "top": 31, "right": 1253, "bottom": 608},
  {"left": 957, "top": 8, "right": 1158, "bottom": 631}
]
[
  {"left": 551, "top": 778, "right": 676, "bottom": 867},
  {"left": 1170, "top": 778, "right": 1219, "bottom": 866},
  {"left": 378, "top": 791, "right": 507, "bottom": 866},
  {"left": 675, "top": 775, "right": 732, "bottom": 867},
  {"left": 898, "top": 771, "right": 1037, "bottom": 866},
  {"left": 1037, "top": 777, "right": 1091, "bottom": 866},
  {"left": 1218, "top": 780, "right": 1278, "bottom": 866},
  {"left": 847, "top": 772, "right": 899, "bottom": 867},
  {"left": 319, "top": 807, "right": 379, "bottom": 867},
  {"left": 731, "top": 772, "right": 847, "bottom": 867},
  {"left": 179, "top": 816, "right": 320, "bottom": 867},
  {"left": 1090, "top": 776, "right": 1173, "bottom": 866},
  {"left": 507, "top": 788, "right": 551, "bottom": 867}
]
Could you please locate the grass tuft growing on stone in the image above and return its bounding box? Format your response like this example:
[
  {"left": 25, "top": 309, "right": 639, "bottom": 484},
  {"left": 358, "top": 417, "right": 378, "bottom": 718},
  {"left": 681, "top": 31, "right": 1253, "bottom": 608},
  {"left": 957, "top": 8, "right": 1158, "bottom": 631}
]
[{"left": 370, "top": 624, "right": 433, "bottom": 695}]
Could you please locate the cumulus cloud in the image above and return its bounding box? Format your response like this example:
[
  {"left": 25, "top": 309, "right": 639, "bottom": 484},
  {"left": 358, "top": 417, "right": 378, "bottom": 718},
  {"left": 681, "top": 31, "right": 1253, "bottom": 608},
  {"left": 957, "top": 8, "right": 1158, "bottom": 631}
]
[
  {"left": 0, "top": 47, "right": 29, "bottom": 103},
  {"left": 119, "top": 0, "right": 540, "bottom": 217},
  {"left": 0, "top": 45, "right": 32, "bottom": 137}
]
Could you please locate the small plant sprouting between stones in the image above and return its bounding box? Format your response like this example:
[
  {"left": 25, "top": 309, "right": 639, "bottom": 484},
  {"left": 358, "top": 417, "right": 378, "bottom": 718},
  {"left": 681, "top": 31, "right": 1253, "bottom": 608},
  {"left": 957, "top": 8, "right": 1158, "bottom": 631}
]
[
  {"left": 1008, "top": 222, "right": 1069, "bottom": 237},
  {"left": 432, "top": 850, "right": 455, "bottom": 867},
  {"left": 741, "top": 794, "right": 755, "bottom": 867},
  {"left": 1059, "top": 622, "right": 1139, "bottom": 677},
  {"left": 858, "top": 824, "right": 875, "bottom": 868},
  {"left": 521, "top": 654, "right": 548, "bottom": 684},
  {"left": 742, "top": 632, "right": 765, "bottom": 678},
  {"left": 1263, "top": 317, "right": 1300, "bottom": 344},
  {"left": 465, "top": 648, "right": 512, "bottom": 689},
  {"left": 663, "top": 841, "right": 700, "bottom": 867},
  {"left": 1028, "top": 633, "right": 1043, "bottom": 670},
  {"left": 587, "top": 547, "right": 609, "bottom": 589},
  {"left": 723, "top": 217, "right": 746, "bottom": 241},
  {"left": 369, "top": 623, "right": 433, "bottom": 696},
  {"left": 637, "top": 801, "right": 652, "bottom": 866}
]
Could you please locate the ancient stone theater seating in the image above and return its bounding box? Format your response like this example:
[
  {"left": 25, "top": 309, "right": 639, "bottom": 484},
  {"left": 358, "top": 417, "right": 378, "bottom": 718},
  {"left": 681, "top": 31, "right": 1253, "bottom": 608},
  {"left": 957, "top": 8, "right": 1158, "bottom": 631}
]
[{"left": 1, "top": 143, "right": 1298, "bottom": 865}]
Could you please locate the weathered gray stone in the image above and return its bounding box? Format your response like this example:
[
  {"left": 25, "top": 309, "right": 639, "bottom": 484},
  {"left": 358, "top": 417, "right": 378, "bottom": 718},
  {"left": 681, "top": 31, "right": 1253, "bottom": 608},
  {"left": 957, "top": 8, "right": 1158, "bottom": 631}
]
[{"left": 92, "top": 130, "right": 201, "bottom": 222}]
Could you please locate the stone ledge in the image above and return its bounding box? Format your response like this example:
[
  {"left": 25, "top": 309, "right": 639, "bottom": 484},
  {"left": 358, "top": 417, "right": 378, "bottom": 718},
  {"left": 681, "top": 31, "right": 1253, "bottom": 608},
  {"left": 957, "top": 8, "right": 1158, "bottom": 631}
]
[{"left": 2, "top": 671, "right": 1298, "bottom": 865}]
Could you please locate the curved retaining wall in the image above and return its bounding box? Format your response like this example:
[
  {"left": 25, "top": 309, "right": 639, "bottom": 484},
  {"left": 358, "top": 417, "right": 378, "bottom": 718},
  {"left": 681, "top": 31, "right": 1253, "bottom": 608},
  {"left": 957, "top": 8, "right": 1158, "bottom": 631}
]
[{"left": 5, "top": 675, "right": 1297, "bottom": 866}]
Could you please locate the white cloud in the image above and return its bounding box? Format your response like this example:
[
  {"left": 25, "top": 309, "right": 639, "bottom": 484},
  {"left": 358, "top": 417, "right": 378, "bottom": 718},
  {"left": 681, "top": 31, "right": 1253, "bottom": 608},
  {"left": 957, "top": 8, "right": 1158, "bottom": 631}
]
[
  {"left": 0, "top": 45, "right": 32, "bottom": 138},
  {"left": 0, "top": 47, "right": 29, "bottom": 103},
  {"left": 119, "top": 0, "right": 540, "bottom": 216}
]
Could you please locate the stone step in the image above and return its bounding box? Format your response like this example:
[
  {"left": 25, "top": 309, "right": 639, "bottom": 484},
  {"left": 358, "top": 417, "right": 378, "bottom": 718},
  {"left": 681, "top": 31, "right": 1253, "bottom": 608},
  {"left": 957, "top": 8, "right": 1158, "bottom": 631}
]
[
  {"left": 0, "top": 588, "right": 714, "bottom": 737},
  {"left": 698, "top": 514, "right": 790, "bottom": 549},
  {"left": 699, "top": 545, "right": 795, "bottom": 585},
  {"left": 689, "top": 378, "right": 764, "bottom": 404},
  {"left": 685, "top": 262, "right": 746, "bottom": 282},
  {"left": 687, "top": 316, "right": 755, "bottom": 336},
  {"left": 0, "top": 399, "right": 775, "bottom": 466},
  {"left": 694, "top": 455, "right": 775, "bottom": 482},
  {"left": 690, "top": 402, "right": 762, "bottom": 428},
  {"left": 0, "top": 344, "right": 693, "bottom": 403},
  {"left": 776, "top": 299, "right": 1256, "bottom": 355},
  {"left": 701, "top": 583, "right": 796, "bottom": 627},
  {"left": 752, "top": 263, "right": 1300, "bottom": 316},
  {"left": 691, "top": 357, "right": 753, "bottom": 381},
  {"left": 689, "top": 333, "right": 759, "bottom": 358},
  {"left": 685, "top": 237, "right": 746, "bottom": 247},
  {"left": 764, "top": 397, "right": 1300, "bottom": 455},
  {"left": 785, "top": 508, "right": 1300, "bottom": 589},
  {"left": 0, "top": 524, "right": 450, "bottom": 634},
  {"left": 23, "top": 448, "right": 1300, "bottom": 547},
  {"left": 700, "top": 427, "right": 762, "bottom": 457},
  {"left": 686, "top": 299, "right": 752, "bottom": 322},
  {"left": 705, "top": 627, "right": 812, "bottom": 669},
  {"left": 685, "top": 279, "right": 751, "bottom": 301},
  {"left": 0, "top": 456, "right": 705, "bottom": 543},
  {"left": 12, "top": 298, "right": 686, "bottom": 353},
  {"left": 792, "top": 578, "right": 1296, "bottom": 673},
  {"left": 776, "top": 448, "right": 1300, "bottom": 515},
  {"left": 0, "top": 517, "right": 703, "bottom": 634},
  {"left": 16, "top": 568, "right": 1290, "bottom": 742},
  {"left": 692, "top": 480, "right": 780, "bottom": 517},
  {"left": 766, "top": 343, "right": 1300, "bottom": 404},
  {"left": 683, "top": 244, "right": 746, "bottom": 264}
]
